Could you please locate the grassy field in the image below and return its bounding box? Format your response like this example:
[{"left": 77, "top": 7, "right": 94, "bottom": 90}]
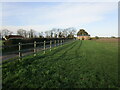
[
  {"left": 0, "top": 40, "right": 3, "bottom": 46},
  {"left": 2, "top": 40, "right": 118, "bottom": 88}
]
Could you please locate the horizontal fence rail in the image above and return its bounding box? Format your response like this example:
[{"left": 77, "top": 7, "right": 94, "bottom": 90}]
[{"left": 1, "top": 39, "right": 75, "bottom": 63}]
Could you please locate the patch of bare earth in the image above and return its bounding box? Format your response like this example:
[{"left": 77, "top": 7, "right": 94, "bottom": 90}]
[{"left": 95, "top": 38, "right": 118, "bottom": 43}]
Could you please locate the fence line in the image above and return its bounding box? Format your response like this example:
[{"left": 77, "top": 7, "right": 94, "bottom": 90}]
[
  {"left": 54, "top": 40, "right": 56, "bottom": 48},
  {"left": 44, "top": 41, "right": 46, "bottom": 54},
  {"left": 19, "top": 42, "right": 22, "bottom": 60},
  {"left": 34, "top": 41, "right": 37, "bottom": 57},
  {"left": 2, "top": 39, "right": 74, "bottom": 61},
  {"left": 50, "top": 40, "right": 52, "bottom": 51}
]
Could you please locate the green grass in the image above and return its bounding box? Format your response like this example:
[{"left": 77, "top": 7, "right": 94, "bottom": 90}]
[
  {"left": 0, "top": 40, "right": 2, "bottom": 45},
  {"left": 2, "top": 40, "right": 118, "bottom": 88}
]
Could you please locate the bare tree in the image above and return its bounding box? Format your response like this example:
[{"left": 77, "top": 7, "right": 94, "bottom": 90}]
[
  {"left": 24, "top": 30, "right": 27, "bottom": 38},
  {"left": 45, "top": 31, "right": 51, "bottom": 38},
  {"left": 17, "top": 29, "right": 28, "bottom": 38},
  {"left": 2, "top": 29, "right": 13, "bottom": 37},
  {"left": 66, "top": 27, "right": 76, "bottom": 38},
  {"left": 54, "top": 33, "right": 57, "bottom": 38},
  {"left": 49, "top": 30, "right": 54, "bottom": 38},
  {"left": 28, "top": 29, "right": 36, "bottom": 38},
  {"left": 58, "top": 32, "right": 62, "bottom": 38},
  {"left": 56, "top": 28, "right": 63, "bottom": 38},
  {"left": 45, "top": 31, "right": 49, "bottom": 38},
  {"left": 51, "top": 28, "right": 58, "bottom": 38},
  {"left": 39, "top": 32, "right": 44, "bottom": 38},
  {"left": 43, "top": 27, "right": 76, "bottom": 38},
  {"left": 62, "top": 29, "right": 68, "bottom": 38}
]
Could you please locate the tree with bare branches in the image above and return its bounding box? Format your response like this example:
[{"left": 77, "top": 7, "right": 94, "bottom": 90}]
[
  {"left": 2, "top": 29, "right": 13, "bottom": 37},
  {"left": 17, "top": 29, "right": 28, "bottom": 38},
  {"left": 28, "top": 29, "right": 36, "bottom": 38}
]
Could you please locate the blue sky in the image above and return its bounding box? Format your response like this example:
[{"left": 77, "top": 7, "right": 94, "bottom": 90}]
[{"left": 1, "top": 2, "right": 118, "bottom": 37}]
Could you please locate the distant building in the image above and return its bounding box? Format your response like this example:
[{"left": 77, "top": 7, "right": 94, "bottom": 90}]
[
  {"left": 77, "top": 35, "right": 90, "bottom": 40},
  {"left": 77, "top": 29, "right": 90, "bottom": 40},
  {"left": 4, "top": 35, "right": 24, "bottom": 40}
]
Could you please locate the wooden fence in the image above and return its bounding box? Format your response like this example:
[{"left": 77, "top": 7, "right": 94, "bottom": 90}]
[{"left": 1, "top": 39, "right": 74, "bottom": 61}]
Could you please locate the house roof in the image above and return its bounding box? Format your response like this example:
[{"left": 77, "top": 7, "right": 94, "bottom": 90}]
[
  {"left": 8, "top": 35, "right": 23, "bottom": 37},
  {"left": 5, "top": 35, "right": 24, "bottom": 40}
]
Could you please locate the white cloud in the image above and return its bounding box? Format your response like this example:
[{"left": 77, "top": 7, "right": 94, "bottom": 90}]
[
  {"left": 3, "top": 2, "right": 117, "bottom": 25},
  {"left": 1, "top": 2, "right": 118, "bottom": 37},
  {"left": 33, "top": 2, "right": 117, "bottom": 26}
]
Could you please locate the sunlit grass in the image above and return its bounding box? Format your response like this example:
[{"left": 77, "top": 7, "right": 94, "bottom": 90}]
[{"left": 2, "top": 40, "right": 118, "bottom": 88}]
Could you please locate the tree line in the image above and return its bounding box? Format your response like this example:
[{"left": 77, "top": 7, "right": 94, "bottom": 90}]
[{"left": 0, "top": 27, "right": 77, "bottom": 39}]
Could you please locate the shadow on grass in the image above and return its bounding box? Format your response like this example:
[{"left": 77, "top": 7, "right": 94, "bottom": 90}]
[{"left": 2, "top": 41, "right": 76, "bottom": 68}]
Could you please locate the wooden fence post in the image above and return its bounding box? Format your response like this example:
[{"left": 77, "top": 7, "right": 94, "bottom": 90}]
[
  {"left": 54, "top": 40, "right": 56, "bottom": 48},
  {"left": 50, "top": 40, "right": 52, "bottom": 51},
  {"left": 61, "top": 40, "right": 62, "bottom": 45},
  {"left": 19, "top": 42, "right": 22, "bottom": 60},
  {"left": 44, "top": 41, "right": 46, "bottom": 54},
  {"left": 58, "top": 40, "right": 59, "bottom": 46},
  {"left": 34, "top": 41, "right": 37, "bottom": 56},
  {"left": 63, "top": 39, "right": 64, "bottom": 45}
]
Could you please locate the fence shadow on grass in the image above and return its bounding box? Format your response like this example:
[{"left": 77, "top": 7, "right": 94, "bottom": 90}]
[{"left": 2, "top": 40, "right": 75, "bottom": 65}]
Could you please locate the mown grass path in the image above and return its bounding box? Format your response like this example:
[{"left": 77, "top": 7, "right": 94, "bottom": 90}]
[{"left": 2, "top": 40, "right": 118, "bottom": 88}]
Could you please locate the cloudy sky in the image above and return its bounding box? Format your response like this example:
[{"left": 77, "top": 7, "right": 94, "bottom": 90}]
[{"left": 1, "top": 1, "right": 118, "bottom": 37}]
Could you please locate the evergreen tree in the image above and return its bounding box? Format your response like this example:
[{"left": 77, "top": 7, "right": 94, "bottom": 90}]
[{"left": 77, "top": 29, "right": 90, "bottom": 36}]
